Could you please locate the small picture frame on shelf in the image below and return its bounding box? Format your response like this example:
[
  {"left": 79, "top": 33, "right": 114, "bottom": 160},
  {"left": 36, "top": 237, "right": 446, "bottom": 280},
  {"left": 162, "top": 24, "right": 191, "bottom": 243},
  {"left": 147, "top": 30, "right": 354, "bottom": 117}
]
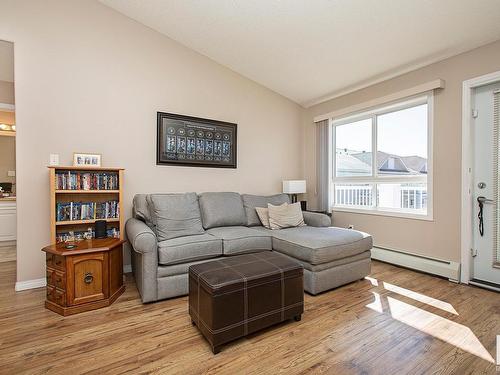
[{"left": 73, "top": 152, "right": 102, "bottom": 167}]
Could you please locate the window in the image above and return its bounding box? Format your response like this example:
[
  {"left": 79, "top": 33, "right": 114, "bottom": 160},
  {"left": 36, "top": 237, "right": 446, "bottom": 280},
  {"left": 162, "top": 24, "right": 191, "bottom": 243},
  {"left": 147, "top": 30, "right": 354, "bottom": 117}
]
[{"left": 331, "top": 95, "right": 432, "bottom": 219}]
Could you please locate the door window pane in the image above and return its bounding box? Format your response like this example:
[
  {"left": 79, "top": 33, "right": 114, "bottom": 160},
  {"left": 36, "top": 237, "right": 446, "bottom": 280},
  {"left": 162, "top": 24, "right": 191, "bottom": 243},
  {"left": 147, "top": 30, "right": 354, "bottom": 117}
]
[
  {"left": 377, "top": 104, "right": 428, "bottom": 176},
  {"left": 335, "top": 118, "right": 372, "bottom": 177}
]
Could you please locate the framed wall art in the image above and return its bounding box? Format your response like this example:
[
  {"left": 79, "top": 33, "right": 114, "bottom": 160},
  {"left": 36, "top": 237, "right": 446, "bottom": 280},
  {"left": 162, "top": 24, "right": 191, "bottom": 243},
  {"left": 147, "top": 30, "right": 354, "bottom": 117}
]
[{"left": 157, "top": 112, "right": 237, "bottom": 168}]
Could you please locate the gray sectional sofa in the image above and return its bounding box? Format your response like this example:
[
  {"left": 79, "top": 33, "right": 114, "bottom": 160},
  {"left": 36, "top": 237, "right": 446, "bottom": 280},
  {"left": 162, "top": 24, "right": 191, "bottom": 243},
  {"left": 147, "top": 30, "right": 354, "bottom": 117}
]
[{"left": 126, "top": 192, "right": 372, "bottom": 303}]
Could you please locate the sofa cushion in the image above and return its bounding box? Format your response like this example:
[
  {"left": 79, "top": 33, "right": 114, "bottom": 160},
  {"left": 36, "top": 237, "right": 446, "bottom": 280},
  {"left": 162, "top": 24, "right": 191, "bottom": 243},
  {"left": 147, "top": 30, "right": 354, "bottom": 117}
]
[
  {"left": 199, "top": 192, "right": 247, "bottom": 229},
  {"left": 157, "top": 233, "right": 222, "bottom": 265},
  {"left": 148, "top": 193, "right": 205, "bottom": 241},
  {"left": 241, "top": 193, "right": 290, "bottom": 226},
  {"left": 207, "top": 226, "right": 272, "bottom": 255},
  {"left": 133, "top": 194, "right": 154, "bottom": 228},
  {"left": 257, "top": 226, "right": 372, "bottom": 265}
]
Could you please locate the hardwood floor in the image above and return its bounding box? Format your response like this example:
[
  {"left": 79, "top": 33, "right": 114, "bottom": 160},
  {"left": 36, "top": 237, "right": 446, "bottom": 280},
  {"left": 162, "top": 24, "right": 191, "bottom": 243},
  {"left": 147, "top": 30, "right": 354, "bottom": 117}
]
[
  {"left": 0, "top": 259, "right": 498, "bottom": 374},
  {"left": 0, "top": 244, "right": 16, "bottom": 263}
]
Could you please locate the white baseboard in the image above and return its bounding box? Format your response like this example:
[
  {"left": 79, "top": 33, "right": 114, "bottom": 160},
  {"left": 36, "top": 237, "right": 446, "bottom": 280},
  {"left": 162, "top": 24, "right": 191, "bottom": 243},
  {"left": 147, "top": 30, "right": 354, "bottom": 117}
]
[
  {"left": 15, "top": 265, "right": 133, "bottom": 292},
  {"left": 372, "top": 246, "right": 460, "bottom": 282},
  {"left": 15, "top": 278, "right": 46, "bottom": 291}
]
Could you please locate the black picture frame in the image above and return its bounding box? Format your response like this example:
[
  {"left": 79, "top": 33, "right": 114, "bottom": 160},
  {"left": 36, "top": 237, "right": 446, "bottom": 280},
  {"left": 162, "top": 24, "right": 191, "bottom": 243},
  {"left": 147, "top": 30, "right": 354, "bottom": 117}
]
[{"left": 157, "top": 112, "right": 237, "bottom": 168}]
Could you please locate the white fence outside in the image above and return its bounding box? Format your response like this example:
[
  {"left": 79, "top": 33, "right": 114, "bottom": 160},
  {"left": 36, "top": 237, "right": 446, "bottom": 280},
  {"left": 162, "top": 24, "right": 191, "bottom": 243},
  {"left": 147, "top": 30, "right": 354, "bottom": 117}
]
[{"left": 334, "top": 183, "right": 427, "bottom": 211}]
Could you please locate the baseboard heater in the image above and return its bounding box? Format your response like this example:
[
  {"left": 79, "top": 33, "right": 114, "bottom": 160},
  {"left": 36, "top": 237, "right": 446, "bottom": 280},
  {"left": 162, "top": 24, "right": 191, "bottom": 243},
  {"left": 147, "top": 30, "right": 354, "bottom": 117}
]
[{"left": 371, "top": 246, "right": 460, "bottom": 282}]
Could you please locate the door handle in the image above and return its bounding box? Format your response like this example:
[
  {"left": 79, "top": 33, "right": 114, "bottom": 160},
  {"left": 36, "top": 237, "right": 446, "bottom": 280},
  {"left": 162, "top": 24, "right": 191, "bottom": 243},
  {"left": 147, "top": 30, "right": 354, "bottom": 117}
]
[
  {"left": 476, "top": 196, "right": 494, "bottom": 237},
  {"left": 477, "top": 196, "right": 494, "bottom": 204}
]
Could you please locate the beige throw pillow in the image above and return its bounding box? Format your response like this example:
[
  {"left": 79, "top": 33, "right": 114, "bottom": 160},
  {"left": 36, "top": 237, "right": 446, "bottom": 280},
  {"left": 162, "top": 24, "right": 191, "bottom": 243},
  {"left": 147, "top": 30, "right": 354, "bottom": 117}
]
[
  {"left": 268, "top": 202, "right": 305, "bottom": 230},
  {"left": 255, "top": 207, "right": 271, "bottom": 229}
]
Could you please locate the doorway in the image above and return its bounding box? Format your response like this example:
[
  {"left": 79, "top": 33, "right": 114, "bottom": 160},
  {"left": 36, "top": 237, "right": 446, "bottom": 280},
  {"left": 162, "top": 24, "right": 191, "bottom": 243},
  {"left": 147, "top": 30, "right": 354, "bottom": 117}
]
[
  {"left": 0, "top": 40, "right": 16, "bottom": 263},
  {"left": 471, "top": 81, "right": 500, "bottom": 289},
  {"left": 462, "top": 71, "right": 500, "bottom": 291}
]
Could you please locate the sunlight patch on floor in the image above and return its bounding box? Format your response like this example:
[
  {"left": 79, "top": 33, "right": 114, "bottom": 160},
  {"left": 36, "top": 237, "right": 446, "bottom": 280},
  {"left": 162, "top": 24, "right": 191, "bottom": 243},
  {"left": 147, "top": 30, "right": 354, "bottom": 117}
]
[
  {"left": 366, "top": 292, "right": 383, "bottom": 313},
  {"left": 365, "top": 276, "right": 378, "bottom": 286},
  {"left": 383, "top": 281, "right": 458, "bottom": 315},
  {"left": 497, "top": 335, "right": 499, "bottom": 366},
  {"left": 386, "top": 296, "right": 495, "bottom": 363}
]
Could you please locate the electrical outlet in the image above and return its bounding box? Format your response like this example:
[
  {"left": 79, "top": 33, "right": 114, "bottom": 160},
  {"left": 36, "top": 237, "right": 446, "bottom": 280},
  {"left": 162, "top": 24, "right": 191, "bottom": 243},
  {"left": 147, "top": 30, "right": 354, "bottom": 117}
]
[
  {"left": 7, "top": 170, "right": 15, "bottom": 177},
  {"left": 348, "top": 224, "right": 354, "bottom": 230},
  {"left": 49, "top": 154, "right": 60, "bottom": 166}
]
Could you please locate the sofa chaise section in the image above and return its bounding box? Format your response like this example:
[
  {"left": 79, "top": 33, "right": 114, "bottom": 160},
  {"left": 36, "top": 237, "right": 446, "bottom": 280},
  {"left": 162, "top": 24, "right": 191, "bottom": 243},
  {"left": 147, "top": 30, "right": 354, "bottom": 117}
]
[
  {"left": 270, "top": 226, "right": 372, "bottom": 265},
  {"left": 253, "top": 226, "right": 372, "bottom": 295}
]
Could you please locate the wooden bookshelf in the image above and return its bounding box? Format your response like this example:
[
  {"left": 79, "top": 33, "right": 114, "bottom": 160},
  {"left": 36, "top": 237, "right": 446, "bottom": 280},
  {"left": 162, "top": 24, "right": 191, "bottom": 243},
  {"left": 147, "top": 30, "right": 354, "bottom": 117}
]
[
  {"left": 55, "top": 190, "right": 120, "bottom": 194},
  {"left": 48, "top": 166, "right": 124, "bottom": 244},
  {"left": 55, "top": 218, "right": 120, "bottom": 226}
]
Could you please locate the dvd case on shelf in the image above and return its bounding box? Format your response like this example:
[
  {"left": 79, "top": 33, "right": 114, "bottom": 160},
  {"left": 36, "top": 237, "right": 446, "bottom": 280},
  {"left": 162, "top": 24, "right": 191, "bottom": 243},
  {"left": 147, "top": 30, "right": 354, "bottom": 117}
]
[
  {"left": 56, "top": 200, "right": 119, "bottom": 222},
  {"left": 55, "top": 171, "right": 119, "bottom": 190}
]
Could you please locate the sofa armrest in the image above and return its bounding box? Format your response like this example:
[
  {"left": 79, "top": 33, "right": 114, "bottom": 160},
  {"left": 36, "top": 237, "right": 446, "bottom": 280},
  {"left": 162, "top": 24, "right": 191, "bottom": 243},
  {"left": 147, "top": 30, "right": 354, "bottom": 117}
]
[
  {"left": 126, "top": 218, "right": 157, "bottom": 254},
  {"left": 303, "top": 211, "right": 331, "bottom": 227},
  {"left": 126, "top": 218, "right": 158, "bottom": 303}
]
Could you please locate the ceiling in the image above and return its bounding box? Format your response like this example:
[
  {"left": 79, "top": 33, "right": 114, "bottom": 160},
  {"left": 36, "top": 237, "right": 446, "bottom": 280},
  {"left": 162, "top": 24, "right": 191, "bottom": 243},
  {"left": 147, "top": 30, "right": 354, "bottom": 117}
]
[
  {"left": 100, "top": 0, "right": 500, "bottom": 107},
  {"left": 0, "top": 40, "right": 14, "bottom": 83}
]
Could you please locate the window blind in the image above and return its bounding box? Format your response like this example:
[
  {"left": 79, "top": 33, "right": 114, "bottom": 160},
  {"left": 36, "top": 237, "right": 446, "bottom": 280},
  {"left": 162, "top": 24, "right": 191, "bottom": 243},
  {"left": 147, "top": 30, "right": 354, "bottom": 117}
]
[
  {"left": 316, "top": 119, "right": 330, "bottom": 211},
  {"left": 494, "top": 90, "right": 500, "bottom": 265}
]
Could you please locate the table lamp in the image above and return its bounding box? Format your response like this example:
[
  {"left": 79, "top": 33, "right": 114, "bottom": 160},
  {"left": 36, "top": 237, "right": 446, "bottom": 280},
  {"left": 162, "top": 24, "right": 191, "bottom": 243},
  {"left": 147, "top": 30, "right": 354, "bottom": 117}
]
[{"left": 282, "top": 180, "right": 306, "bottom": 204}]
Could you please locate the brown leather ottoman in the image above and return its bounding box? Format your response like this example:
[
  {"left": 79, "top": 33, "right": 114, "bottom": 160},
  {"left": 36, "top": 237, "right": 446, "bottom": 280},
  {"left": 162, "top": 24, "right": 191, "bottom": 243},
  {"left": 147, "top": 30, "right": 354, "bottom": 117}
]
[{"left": 189, "top": 251, "right": 304, "bottom": 354}]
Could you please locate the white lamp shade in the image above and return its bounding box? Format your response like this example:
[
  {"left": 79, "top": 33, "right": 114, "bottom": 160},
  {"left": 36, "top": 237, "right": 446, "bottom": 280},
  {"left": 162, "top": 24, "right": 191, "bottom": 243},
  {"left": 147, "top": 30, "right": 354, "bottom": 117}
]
[{"left": 282, "top": 180, "right": 306, "bottom": 194}]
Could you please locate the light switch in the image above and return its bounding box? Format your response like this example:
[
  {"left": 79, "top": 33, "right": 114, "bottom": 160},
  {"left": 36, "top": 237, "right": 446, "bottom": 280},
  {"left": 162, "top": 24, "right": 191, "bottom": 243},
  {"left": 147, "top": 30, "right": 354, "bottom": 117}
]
[
  {"left": 7, "top": 170, "right": 15, "bottom": 177},
  {"left": 49, "top": 154, "right": 59, "bottom": 166}
]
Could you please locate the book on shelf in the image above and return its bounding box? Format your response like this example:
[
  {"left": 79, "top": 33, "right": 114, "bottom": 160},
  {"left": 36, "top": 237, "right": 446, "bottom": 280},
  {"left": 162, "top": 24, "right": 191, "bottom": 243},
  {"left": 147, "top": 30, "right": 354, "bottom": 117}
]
[
  {"left": 55, "top": 171, "right": 119, "bottom": 190},
  {"left": 56, "top": 200, "right": 119, "bottom": 222}
]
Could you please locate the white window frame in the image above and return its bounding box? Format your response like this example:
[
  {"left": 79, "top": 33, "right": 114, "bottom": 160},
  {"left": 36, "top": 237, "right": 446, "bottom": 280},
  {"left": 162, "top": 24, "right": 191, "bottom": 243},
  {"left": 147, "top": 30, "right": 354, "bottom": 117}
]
[{"left": 330, "top": 93, "right": 434, "bottom": 221}]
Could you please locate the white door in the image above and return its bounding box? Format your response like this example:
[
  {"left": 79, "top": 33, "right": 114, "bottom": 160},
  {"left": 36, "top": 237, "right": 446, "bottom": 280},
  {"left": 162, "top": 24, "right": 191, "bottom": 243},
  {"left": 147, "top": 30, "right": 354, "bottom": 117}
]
[{"left": 471, "top": 82, "right": 500, "bottom": 289}]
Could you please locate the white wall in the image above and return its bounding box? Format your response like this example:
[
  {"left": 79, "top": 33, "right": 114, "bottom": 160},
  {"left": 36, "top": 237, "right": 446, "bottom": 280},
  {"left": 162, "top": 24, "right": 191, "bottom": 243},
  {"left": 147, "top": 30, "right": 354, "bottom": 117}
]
[{"left": 0, "top": 0, "right": 303, "bottom": 282}]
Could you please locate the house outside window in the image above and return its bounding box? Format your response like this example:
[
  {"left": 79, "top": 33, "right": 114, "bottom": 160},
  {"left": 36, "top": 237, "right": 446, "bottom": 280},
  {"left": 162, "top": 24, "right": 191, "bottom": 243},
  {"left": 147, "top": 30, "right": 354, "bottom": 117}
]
[{"left": 330, "top": 94, "right": 433, "bottom": 220}]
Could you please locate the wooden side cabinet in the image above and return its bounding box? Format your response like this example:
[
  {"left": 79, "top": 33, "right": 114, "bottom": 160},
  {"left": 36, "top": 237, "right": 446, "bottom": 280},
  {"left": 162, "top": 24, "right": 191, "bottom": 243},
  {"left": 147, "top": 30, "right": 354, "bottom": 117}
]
[{"left": 42, "top": 238, "right": 125, "bottom": 316}]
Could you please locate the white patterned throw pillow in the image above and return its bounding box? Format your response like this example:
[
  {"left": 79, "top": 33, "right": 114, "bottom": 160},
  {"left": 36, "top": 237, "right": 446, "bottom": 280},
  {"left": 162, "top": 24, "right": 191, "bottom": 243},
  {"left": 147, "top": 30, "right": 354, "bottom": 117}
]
[{"left": 267, "top": 202, "right": 305, "bottom": 230}]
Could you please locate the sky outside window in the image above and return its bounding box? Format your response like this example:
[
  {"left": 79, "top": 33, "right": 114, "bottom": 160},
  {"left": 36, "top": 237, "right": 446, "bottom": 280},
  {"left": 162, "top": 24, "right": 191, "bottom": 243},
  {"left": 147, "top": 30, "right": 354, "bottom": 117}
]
[
  {"left": 335, "top": 104, "right": 428, "bottom": 158},
  {"left": 378, "top": 104, "right": 427, "bottom": 158},
  {"left": 336, "top": 118, "right": 371, "bottom": 153}
]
